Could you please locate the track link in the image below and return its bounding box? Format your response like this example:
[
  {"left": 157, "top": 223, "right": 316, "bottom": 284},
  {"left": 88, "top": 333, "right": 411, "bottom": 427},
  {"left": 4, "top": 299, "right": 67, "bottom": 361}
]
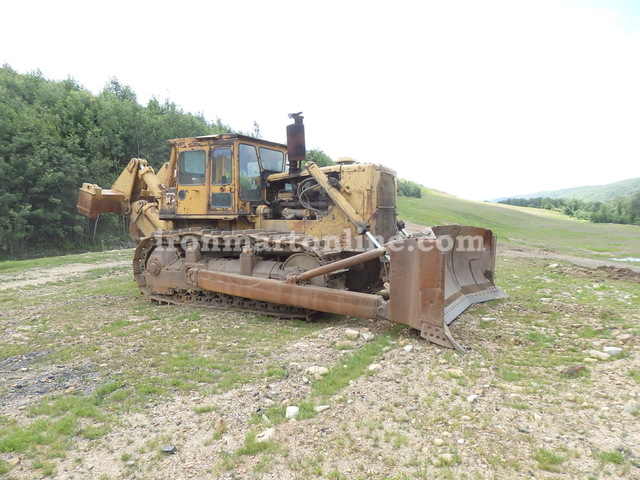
[{"left": 132, "top": 229, "right": 348, "bottom": 318}]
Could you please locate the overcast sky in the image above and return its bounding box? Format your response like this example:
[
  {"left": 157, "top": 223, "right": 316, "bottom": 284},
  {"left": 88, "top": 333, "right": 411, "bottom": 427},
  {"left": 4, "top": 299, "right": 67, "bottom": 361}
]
[{"left": 2, "top": 0, "right": 639, "bottom": 200}]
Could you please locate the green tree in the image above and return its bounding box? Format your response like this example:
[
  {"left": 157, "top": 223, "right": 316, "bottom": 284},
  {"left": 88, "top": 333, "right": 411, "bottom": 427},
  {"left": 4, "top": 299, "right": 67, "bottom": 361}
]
[
  {"left": 397, "top": 179, "right": 422, "bottom": 198},
  {"left": 305, "top": 149, "right": 335, "bottom": 167}
]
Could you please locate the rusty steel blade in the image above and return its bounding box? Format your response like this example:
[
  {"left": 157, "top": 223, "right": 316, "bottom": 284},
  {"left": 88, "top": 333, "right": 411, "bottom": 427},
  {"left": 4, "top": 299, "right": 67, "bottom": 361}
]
[{"left": 430, "top": 225, "right": 508, "bottom": 325}]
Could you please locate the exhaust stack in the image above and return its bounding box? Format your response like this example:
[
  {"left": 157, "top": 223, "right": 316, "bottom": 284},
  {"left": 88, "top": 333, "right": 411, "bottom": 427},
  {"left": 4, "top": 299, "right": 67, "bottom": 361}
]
[{"left": 286, "top": 112, "right": 305, "bottom": 175}]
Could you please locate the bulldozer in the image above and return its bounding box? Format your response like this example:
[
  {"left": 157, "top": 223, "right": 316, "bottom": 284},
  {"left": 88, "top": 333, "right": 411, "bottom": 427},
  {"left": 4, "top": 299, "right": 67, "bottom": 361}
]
[{"left": 77, "top": 113, "right": 506, "bottom": 351}]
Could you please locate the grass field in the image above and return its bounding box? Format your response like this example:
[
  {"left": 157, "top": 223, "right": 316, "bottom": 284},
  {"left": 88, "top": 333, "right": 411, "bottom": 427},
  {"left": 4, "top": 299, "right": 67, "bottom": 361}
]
[{"left": 398, "top": 190, "right": 640, "bottom": 261}]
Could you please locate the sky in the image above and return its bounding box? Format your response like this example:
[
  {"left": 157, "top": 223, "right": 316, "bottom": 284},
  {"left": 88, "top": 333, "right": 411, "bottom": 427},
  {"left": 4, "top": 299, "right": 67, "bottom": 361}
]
[{"left": 2, "top": 0, "right": 639, "bottom": 200}]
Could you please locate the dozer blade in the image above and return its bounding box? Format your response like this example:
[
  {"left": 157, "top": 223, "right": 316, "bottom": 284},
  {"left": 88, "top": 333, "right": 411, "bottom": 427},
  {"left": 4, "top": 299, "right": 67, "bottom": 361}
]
[
  {"left": 387, "top": 232, "right": 507, "bottom": 351},
  {"left": 430, "top": 225, "right": 508, "bottom": 325}
]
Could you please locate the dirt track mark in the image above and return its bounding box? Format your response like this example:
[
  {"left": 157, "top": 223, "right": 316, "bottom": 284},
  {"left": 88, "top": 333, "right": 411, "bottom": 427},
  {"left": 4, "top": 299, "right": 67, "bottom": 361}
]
[{"left": 0, "top": 260, "right": 130, "bottom": 291}]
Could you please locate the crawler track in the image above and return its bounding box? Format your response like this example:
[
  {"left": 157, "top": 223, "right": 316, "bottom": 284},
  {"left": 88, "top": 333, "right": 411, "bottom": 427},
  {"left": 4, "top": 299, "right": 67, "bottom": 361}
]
[{"left": 132, "top": 229, "right": 351, "bottom": 318}]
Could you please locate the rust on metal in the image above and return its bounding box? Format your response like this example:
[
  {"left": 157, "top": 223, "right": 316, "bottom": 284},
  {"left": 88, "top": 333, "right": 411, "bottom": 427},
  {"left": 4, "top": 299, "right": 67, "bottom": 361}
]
[
  {"left": 288, "top": 247, "right": 387, "bottom": 284},
  {"left": 198, "top": 270, "right": 384, "bottom": 320},
  {"left": 286, "top": 112, "right": 305, "bottom": 174},
  {"left": 77, "top": 184, "right": 128, "bottom": 218},
  {"left": 388, "top": 237, "right": 464, "bottom": 352}
]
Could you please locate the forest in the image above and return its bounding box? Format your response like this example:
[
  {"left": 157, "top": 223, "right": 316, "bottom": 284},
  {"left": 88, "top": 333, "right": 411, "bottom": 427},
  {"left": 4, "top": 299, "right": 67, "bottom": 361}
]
[
  {"left": 0, "top": 67, "right": 334, "bottom": 259},
  {"left": 499, "top": 194, "right": 640, "bottom": 225}
]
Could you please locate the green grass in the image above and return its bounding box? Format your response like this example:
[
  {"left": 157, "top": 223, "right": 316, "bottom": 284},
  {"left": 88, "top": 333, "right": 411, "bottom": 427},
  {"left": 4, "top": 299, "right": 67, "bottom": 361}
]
[
  {"left": 0, "top": 382, "right": 124, "bottom": 458},
  {"left": 311, "top": 325, "right": 403, "bottom": 399},
  {"left": 595, "top": 450, "right": 625, "bottom": 465},
  {"left": 236, "top": 430, "right": 278, "bottom": 456},
  {"left": 533, "top": 448, "right": 565, "bottom": 472},
  {"left": 397, "top": 191, "right": 640, "bottom": 260}
]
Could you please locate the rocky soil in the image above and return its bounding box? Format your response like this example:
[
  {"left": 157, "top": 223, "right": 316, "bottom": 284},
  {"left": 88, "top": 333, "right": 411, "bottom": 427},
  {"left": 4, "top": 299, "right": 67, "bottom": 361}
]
[{"left": 1, "top": 242, "right": 639, "bottom": 480}]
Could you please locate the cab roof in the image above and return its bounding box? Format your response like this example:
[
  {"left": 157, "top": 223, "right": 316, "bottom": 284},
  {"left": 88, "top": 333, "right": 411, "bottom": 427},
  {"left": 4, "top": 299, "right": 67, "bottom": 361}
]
[{"left": 167, "top": 134, "right": 287, "bottom": 150}]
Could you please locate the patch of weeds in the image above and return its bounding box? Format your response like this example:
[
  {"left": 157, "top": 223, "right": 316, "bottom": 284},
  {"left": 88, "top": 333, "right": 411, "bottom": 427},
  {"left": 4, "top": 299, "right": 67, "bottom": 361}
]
[
  {"left": 95, "top": 380, "right": 123, "bottom": 398},
  {"left": 413, "top": 462, "right": 432, "bottom": 478},
  {"left": 297, "top": 401, "right": 320, "bottom": 421},
  {"left": 216, "top": 451, "right": 241, "bottom": 474},
  {"left": 254, "top": 453, "right": 275, "bottom": 473},
  {"left": 311, "top": 325, "right": 402, "bottom": 399},
  {"left": 236, "top": 430, "right": 278, "bottom": 456},
  {"left": 30, "top": 393, "right": 104, "bottom": 420},
  {"left": 194, "top": 405, "right": 217, "bottom": 415},
  {"left": 33, "top": 459, "right": 56, "bottom": 476},
  {"left": 326, "top": 469, "right": 348, "bottom": 480},
  {"left": 174, "top": 311, "right": 203, "bottom": 322},
  {"left": 576, "top": 326, "right": 608, "bottom": 339},
  {"left": 630, "top": 369, "right": 640, "bottom": 384},
  {"left": 392, "top": 433, "right": 410, "bottom": 449},
  {"left": 0, "top": 293, "right": 18, "bottom": 303},
  {"left": 0, "top": 415, "right": 77, "bottom": 456},
  {"left": 91, "top": 276, "right": 137, "bottom": 296},
  {"left": 121, "top": 452, "right": 133, "bottom": 462},
  {"left": 134, "top": 379, "right": 166, "bottom": 397},
  {"left": 81, "top": 424, "right": 111, "bottom": 439},
  {"left": 498, "top": 368, "right": 525, "bottom": 382},
  {"left": 0, "top": 379, "right": 123, "bottom": 463},
  {"left": 534, "top": 448, "right": 565, "bottom": 472},
  {"left": 101, "top": 318, "right": 133, "bottom": 334},
  {"left": 595, "top": 449, "right": 625, "bottom": 465},
  {"left": 525, "top": 331, "right": 555, "bottom": 344},
  {"left": 85, "top": 266, "right": 128, "bottom": 280},
  {"left": 487, "top": 455, "right": 522, "bottom": 470},
  {"left": 615, "top": 349, "right": 630, "bottom": 360},
  {"left": 264, "top": 366, "right": 286, "bottom": 379}
]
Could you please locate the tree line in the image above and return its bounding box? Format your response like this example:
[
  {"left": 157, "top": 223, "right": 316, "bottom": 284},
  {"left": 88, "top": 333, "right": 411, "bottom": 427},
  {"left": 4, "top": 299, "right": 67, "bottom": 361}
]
[
  {"left": 499, "top": 194, "right": 640, "bottom": 225},
  {"left": 0, "top": 66, "right": 238, "bottom": 258},
  {"left": 397, "top": 179, "right": 422, "bottom": 198}
]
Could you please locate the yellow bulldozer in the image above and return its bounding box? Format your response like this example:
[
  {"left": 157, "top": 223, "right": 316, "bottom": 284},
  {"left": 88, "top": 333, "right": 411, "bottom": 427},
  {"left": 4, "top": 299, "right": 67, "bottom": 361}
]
[{"left": 77, "top": 113, "right": 506, "bottom": 351}]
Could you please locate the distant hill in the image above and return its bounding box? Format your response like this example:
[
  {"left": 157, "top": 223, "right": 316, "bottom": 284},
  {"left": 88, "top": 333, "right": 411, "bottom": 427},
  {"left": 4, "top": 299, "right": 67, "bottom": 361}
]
[{"left": 493, "top": 177, "right": 640, "bottom": 203}]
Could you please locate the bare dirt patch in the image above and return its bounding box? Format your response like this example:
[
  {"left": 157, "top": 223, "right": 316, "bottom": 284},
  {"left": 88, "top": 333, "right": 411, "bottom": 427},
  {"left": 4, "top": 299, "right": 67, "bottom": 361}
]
[{"left": 0, "top": 259, "right": 130, "bottom": 291}]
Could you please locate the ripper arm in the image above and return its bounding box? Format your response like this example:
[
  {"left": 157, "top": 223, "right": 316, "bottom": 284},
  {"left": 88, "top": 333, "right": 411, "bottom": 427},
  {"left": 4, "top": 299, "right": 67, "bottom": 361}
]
[{"left": 77, "top": 158, "right": 173, "bottom": 237}]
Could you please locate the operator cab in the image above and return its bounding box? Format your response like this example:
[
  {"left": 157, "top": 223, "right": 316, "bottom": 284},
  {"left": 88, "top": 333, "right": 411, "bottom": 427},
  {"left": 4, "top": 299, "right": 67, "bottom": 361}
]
[{"left": 160, "top": 134, "right": 287, "bottom": 219}]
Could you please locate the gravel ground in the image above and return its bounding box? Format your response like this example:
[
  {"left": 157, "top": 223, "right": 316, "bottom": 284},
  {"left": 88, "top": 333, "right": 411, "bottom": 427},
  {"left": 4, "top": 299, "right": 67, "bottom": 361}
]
[{"left": 1, "top": 240, "right": 639, "bottom": 480}]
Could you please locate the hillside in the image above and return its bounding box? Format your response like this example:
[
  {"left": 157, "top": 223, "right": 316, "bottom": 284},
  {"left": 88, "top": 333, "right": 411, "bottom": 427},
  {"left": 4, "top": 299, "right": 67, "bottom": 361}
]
[
  {"left": 493, "top": 177, "right": 640, "bottom": 203},
  {"left": 397, "top": 188, "right": 640, "bottom": 260}
]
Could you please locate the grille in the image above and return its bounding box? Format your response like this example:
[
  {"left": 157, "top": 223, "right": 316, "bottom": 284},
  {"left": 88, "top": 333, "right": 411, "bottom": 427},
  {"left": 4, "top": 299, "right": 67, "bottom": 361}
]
[{"left": 375, "top": 172, "right": 396, "bottom": 242}]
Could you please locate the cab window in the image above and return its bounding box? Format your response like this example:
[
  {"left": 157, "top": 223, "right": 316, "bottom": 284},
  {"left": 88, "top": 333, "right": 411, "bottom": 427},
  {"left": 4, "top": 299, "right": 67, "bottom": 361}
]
[
  {"left": 178, "top": 150, "right": 206, "bottom": 185},
  {"left": 212, "top": 147, "right": 232, "bottom": 185},
  {"left": 259, "top": 147, "right": 285, "bottom": 172},
  {"left": 239, "top": 144, "right": 261, "bottom": 201}
]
